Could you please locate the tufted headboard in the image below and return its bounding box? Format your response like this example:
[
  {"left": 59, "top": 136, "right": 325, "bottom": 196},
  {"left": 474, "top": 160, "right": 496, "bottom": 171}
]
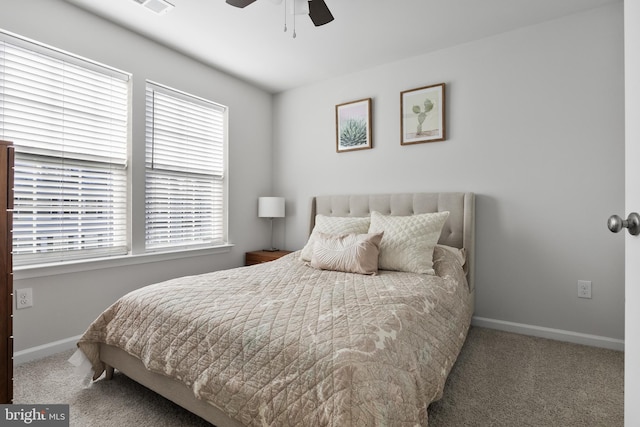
[{"left": 309, "top": 192, "right": 475, "bottom": 291}]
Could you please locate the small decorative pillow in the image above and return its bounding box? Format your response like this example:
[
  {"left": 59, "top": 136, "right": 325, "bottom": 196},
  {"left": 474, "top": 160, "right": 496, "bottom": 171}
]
[
  {"left": 310, "top": 232, "right": 384, "bottom": 275},
  {"left": 369, "top": 211, "right": 450, "bottom": 274},
  {"left": 300, "top": 215, "right": 371, "bottom": 262}
]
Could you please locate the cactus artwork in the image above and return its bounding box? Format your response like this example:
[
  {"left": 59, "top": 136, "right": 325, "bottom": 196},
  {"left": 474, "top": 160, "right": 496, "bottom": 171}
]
[
  {"left": 412, "top": 98, "right": 434, "bottom": 135},
  {"left": 401, "top": 83, "right": 445, "bottom": 144}
]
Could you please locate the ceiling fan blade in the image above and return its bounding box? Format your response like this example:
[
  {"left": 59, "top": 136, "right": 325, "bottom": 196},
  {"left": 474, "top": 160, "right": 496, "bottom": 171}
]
[
  {"left": 308, "top": 0, "right": 334, "bottom": 26},
  {"left": 226, "top": 0, "right": 256, "bottom": 8}
]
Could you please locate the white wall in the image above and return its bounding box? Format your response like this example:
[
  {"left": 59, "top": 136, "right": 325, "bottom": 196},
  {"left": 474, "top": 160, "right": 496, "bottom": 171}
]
[
  {"left": 0, "top": 0, "right": 625, "bottom": 354},
  {"left": 1, "top": 0, "right": 275, "bottom": 352},
  {"left": 273, "top": 4, "right": 625, "bottom": 340}
]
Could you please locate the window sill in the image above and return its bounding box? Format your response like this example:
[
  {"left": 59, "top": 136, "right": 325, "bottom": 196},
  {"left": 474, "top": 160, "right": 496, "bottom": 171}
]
[{"left": 14, "top": 244, "right": 235, "bottom": 280}]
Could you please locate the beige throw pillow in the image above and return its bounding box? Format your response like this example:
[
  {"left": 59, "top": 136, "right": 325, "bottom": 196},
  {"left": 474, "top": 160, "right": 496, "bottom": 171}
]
[
  {"left": 300, "top": 215, "right": 371, "bottom": 262},
  {"left": 310, "top": 232, "right": 384, "bottom": 275},
  {"left": 369, "top": 211, "right": 450, "bottom": 274}
]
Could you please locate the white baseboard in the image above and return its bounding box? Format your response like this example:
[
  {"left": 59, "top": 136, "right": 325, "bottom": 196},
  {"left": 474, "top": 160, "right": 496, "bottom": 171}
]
[
  {"left": 14, "top": 335, "right": 82, "bottom": 366},
  {"left": 472, "top": 316, "right": 624, "bottom": 351},
  {"left": 12, "top": 318, "right": 624, "bottom": 366}
]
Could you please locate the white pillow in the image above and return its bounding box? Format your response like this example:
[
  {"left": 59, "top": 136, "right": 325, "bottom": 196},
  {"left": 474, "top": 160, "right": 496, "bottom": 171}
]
[
  {"left": 310, "top": 232, "right": 383, "bottom": 275},
  {"left": 300, "top": 215, "right": 371, "bottom": 262},
  {"left": 368, "top": 211, "right": 450, "bottom": 274}
]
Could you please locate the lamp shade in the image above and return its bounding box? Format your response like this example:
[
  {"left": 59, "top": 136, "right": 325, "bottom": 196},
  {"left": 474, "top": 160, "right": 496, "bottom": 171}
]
[{"left": 258, "top": 197, "right": 285, "bottom": 218}]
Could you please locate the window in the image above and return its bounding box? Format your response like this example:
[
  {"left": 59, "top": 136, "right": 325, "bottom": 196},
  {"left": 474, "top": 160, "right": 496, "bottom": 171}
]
[
  {"left": 145, "top": 82, "right": 227, "bottom": 251},
  {"left": 0, "top": 34, "right": 130, "bottom": 266}
]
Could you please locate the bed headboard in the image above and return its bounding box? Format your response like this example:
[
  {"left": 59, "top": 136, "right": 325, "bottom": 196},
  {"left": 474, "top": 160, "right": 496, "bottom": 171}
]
[{"left": 309, "top": 192, "right": 475, "bottom": 291}]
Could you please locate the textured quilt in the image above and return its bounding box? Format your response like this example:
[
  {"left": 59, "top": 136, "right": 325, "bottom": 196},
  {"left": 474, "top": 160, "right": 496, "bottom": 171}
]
[{"left": 78, "top": 247, "right": 473, "bottom": 426}]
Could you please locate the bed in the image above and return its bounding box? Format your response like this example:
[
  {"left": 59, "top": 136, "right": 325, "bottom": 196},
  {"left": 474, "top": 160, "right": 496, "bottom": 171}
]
[{"left": 76, "top": 192, "right": 475, "bottom": 426}]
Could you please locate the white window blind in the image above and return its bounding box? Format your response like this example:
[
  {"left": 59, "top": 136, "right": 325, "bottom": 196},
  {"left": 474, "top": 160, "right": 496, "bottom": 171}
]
[
  {"left": 145, "top": 82, "right": 226, "bottom": 251},
  {"left": 0, "top": 34, "right": 129, "bottom": 266}
]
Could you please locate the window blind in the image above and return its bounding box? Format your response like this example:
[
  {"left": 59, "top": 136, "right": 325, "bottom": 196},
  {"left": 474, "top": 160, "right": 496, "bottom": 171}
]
[
  {"left": 145, "top": 82, "right": 226, "bottom": 251},
  {"left": 0, "top": 34, "right": 129, "bottom": 266}
]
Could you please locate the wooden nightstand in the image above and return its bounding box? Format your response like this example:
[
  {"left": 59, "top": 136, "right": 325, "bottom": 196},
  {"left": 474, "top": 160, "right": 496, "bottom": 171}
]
[{"left": 245, "top": 250, "right": 292, "bottom": 266}]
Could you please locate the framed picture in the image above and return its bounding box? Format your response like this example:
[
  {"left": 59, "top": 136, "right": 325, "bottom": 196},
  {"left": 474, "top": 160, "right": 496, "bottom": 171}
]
[
  {"left": 400, "top": 83, "right": 446, "bottom": 145},
  {"left": 336, "top": 98, "right": 372, "bottom": 153}
]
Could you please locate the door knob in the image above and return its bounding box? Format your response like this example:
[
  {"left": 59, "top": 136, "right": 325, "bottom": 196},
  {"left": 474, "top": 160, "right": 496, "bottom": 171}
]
[{"left": 608, "top": 212, "right": 640, "bottom": 236}]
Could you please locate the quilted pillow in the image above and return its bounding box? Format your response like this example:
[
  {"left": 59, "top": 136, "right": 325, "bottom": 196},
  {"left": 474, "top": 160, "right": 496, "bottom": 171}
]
[
  {"left": 310, "top": 232, "right": 384, "bottom": 275},
  {"left": 300, "top": 215, "right": 371, "bottom": 261},
  {"left": 369, "top": 211, "right": 450, "bottom": 274}
]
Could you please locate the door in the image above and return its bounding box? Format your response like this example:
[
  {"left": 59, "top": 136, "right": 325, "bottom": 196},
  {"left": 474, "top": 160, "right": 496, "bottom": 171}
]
[{"left": 625, "top": 0, "right": 640, "bottom": 424}]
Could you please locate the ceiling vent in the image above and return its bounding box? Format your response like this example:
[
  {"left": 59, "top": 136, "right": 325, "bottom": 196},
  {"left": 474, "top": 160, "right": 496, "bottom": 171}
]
[{"left": 133, "top": 0, "right": 174, "bottom": 15}]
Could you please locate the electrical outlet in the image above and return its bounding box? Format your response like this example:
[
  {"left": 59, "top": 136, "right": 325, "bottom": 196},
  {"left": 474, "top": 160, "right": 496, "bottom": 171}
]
[
  {"left": 578, "top": 280, "right": 592, "bottom": 299},
  {"left": 16, "top": 288, "right": 33, "bottom": 309}
]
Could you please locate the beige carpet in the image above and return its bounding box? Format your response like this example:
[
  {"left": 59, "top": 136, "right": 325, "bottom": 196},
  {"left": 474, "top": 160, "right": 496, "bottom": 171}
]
[
  {"left": 428, "top": 327, "right": 623, "bottom": 426},
  {"left": 14, "top": 326, "right": 623, "bottom": 426}
]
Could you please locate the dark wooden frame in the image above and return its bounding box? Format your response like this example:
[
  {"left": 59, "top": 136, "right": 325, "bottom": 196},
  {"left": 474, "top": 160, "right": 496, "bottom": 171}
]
[
  {"left": 0, "top": 140, "right": 13, "bottom": 404},
  {"left": 335, "top": 98, "right": 372, "bottom": 153},
  {"left": 400, "top": 83, "right": 446, "bottom": 145}
]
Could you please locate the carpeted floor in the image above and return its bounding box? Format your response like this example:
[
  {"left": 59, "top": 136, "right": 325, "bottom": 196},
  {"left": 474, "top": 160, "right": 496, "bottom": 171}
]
[
  {"left": 427, "top": 327, "right": 623, "bottom": 426},
  {"left": 14, "top": 326, "right": 624, "bottom": 426}
]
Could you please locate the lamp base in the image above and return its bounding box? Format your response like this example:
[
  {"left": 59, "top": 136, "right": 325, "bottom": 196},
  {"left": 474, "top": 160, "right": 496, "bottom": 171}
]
[{"left": 262, "top": 247, "right": 280, "bottom": 252}]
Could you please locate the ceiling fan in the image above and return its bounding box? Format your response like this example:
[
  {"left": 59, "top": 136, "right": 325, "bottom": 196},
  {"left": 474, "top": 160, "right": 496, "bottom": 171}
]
[{"left": 226, "top": 0, "right": 334, "bottom": 27}]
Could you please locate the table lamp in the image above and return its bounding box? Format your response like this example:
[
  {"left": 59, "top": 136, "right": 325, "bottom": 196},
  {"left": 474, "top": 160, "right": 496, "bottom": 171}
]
[{"left": 258, "top": 197, "right": 285, "bottom": 251}]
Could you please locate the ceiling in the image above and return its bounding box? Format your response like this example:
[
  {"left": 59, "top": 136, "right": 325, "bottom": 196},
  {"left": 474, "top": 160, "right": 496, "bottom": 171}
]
[{"left": 63, "top": 0, "right": 619, "bottom": 94}]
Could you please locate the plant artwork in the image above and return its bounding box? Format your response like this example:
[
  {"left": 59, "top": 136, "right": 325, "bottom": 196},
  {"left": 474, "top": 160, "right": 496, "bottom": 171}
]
[
  {"left": 401, "top": 83, "right": 446, "bottom": 145},
  {"left": 413, "top": 98, "right": 434, "bottom": 135},
  {"left": 336, "top": 98, "right": 372, "bottom": 152}
]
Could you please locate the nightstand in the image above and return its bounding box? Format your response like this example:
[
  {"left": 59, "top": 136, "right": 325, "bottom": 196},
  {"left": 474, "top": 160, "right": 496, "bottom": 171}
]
[{"left": 245, "top": 250, "right": 292, "bottom": 266}]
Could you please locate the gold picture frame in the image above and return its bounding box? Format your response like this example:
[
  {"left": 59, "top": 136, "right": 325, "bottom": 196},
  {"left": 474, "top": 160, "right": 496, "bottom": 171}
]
[
  {"left": 400, "top": 83, "right": 446, "bottom": 145},
  {"left": 336, "top": 98, "right": 372, "bottom": 153}
]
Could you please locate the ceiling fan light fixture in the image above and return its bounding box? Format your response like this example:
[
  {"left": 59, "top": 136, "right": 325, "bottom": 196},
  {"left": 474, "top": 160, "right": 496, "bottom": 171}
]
[
  {"left": 225, "top": 0, "right": 334, "bottom": 38},
  {"left": 288, "top": 0, "right": 309, "bottom": 16},
  {"left": 133, "top": 0, "right": 175, "bottom": 15}
]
